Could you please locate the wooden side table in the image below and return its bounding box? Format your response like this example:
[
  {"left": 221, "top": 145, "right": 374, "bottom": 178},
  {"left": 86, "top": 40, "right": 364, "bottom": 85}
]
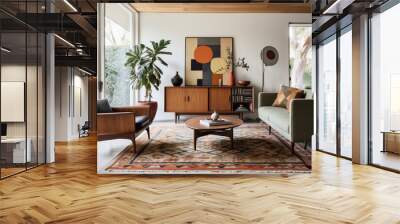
[{"left": 382, "top": 131, "right": 400, "bottom": 154}]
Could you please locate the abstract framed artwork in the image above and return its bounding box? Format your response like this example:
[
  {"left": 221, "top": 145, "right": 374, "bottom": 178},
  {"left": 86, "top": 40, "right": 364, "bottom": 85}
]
[{"left": 185, "top": 37, "right": 233, "bottom": 86}]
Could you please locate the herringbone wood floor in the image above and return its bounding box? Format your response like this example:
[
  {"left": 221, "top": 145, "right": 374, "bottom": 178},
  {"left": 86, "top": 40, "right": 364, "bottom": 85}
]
[{"left": 1, "top": 136, "right": 400, "bottom": 224}]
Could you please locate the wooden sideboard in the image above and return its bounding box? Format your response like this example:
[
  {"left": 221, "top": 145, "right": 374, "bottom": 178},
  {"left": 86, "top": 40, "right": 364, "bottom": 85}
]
[{"left": 165, "top": 86, "right": 254, "bottom": 122}]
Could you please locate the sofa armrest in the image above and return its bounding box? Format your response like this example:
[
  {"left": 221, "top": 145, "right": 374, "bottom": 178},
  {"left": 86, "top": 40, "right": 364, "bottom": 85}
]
[
  {"left": 258, "top": 92, "right": 277, "bottom": 107},
  {"left": 97, "top": 112, "right": 135, "bottom": 140},
  {"left": 290, "top": 99, "right": 314, "bottom": 142},
  {"left": 112, "top": 105, "right": 150, "bottom": 117}
]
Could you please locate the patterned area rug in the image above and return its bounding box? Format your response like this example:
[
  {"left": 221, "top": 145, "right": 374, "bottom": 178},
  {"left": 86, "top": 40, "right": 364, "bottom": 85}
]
[{"left": 107, "top": 123, "right": 311, "bottom": 174}]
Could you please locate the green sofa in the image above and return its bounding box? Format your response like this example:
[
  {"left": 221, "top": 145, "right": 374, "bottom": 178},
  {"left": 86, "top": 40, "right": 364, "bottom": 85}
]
[{"left": 258, "top": 91, "right": 314, "bottom": 152}]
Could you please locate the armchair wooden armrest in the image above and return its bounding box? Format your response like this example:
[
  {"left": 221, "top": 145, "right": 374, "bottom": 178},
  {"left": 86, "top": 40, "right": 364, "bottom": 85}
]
[
  {"left": 112, "top": 105, "right": 151, "bottom": 117},
  {"left": 97, "top": 112, "right": 135, "bottom": 141}
]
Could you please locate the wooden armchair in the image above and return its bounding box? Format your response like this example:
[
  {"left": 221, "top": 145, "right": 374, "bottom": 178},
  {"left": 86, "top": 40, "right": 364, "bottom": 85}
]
[{"left": 97, "top": 100, "right": 152, "bottom": 153}]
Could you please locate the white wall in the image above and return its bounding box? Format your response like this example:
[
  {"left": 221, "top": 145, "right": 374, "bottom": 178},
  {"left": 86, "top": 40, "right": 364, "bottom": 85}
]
[
  {"left": 139, "top": 13, "right": 311, "bottom": 120},
  {"left": 55, "top": 67, "right": 69, "bottom": 141},
  {"left": 55, "top": 67, "right": 89, "bottom": 141}
]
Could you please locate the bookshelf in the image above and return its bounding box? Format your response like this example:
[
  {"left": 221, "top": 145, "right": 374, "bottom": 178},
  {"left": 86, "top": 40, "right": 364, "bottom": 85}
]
[{"left": 232, "top": 86, "right": 255, "bottom": 113}]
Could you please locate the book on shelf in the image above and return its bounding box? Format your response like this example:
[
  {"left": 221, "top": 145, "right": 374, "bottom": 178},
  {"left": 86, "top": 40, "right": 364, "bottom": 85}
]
[
  {"left": 233, "top": 95, "right": 253, "bottom": 103},
  {"left": 233, "top": 88, "right": 253, "bottom": 96},
  {"left": 200, "top": 119, "right": 232, "bottom": 127}
]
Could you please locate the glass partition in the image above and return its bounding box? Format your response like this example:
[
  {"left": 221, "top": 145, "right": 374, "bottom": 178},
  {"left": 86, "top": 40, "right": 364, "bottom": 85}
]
[
  {"left": 317, "top": 36, "right": 337, "bottom": 154},
  {"left": 1, "top": 31, "right": 28, "bottom": 177},
  {"left": 370, "top": 3, "right": 400, "bottom": 171},
  {"left": 0, "top": 2, "right": 46, "bottom": 179},
  {"left": 27, "top": 31, "right": 38, "bottom": 169}
]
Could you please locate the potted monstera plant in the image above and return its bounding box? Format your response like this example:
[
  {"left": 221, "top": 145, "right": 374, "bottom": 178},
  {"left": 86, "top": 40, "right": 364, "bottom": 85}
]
[{"left": 125, "top": 39, "right": 172, "bottom": 121}]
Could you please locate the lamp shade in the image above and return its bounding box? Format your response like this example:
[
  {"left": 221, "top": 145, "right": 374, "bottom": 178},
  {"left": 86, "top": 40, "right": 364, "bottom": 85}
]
[{"left": 261, "top": 46, "right": 279, "bottom": 66}]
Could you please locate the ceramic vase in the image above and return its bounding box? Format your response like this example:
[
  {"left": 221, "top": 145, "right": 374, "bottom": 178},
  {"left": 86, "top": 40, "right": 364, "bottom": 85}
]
[
  {"left": 171, "top": 72, "right": 183, "bottom": 87},
  {"left": 227, "top": 71, "right": 235, "bottom": 86}
]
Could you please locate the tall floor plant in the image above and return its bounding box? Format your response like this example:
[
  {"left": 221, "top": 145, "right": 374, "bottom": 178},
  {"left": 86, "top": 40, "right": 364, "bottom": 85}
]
[{"left": 125, "top": 39, "right": 172, "bottom": 101}]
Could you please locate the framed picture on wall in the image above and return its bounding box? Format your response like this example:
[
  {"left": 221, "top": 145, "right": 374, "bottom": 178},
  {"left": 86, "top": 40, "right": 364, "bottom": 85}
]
[{"left": 185, "top": 37, "right": 233, "bottom": 86}]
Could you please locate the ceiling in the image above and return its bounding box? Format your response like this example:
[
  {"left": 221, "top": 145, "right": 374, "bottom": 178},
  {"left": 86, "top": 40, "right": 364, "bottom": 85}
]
[
  {"left": 131, "top": 2, "right": 310, "bottom": 12},
  {"left": 0, "top": 0, "right": 97, "bottom": 74},
  {"left": 311, "top": 0, "right": 390, "bottom": 43},
  {"left": 135, "top": 0, "right": 307, "bottom": 2},
  {"left": 1, "top": 0, "right": 312, "bottom": 75}
]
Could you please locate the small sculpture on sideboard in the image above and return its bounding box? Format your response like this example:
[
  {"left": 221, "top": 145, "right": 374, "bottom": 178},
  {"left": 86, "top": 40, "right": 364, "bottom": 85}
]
[{"left": 171, "top": 71, "right": 183, "bottom": 87}]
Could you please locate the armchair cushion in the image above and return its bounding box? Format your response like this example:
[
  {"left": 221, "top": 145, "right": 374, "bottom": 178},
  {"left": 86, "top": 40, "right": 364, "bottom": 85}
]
[
  {"left": 135, "top": 116, "right": 150, "bottom": 130},
  {"left": 97, "top": 99, "right": 112, "bottom": 113}
]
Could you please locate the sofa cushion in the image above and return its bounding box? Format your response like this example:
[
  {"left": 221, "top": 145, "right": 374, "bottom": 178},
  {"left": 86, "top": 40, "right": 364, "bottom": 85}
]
[
  {"left": 258, "top": 106, "right": 272, "bottom": 122},
  {"left": 135, "top": 116, "right": 150, "bottom": 130},
  {"left": 272, "top": 85, "right": 305, "bottom": 111},
  {"left": 269, "top": 107, "right": 290, "bottom": 133},
  {"left": 258, "top": 106, "right": 289, "bottom": 133},
  {"left": 97, "top": 99, "right": 112, "bottom": 113}
]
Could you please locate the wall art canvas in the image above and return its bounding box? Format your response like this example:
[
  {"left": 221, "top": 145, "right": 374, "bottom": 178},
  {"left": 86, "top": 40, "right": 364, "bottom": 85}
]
[{"left": 185, "top": 37, "right": 233, "bottom": 86}]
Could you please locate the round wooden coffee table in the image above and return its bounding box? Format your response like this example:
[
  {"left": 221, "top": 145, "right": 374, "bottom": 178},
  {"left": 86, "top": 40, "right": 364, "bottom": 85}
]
[{"left": 185, "top": 116, "right": 243, "bottom": 150}]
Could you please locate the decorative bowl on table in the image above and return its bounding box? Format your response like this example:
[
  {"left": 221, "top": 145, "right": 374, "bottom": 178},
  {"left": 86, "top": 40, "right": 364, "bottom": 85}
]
[{"left": 237, "top": 80, "right": 250, "bottom": 87}]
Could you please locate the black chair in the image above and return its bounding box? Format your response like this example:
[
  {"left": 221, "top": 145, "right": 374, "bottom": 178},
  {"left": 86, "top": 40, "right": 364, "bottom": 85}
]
[{"left": 78, "top": 121, "right": 90, "bottom": 138}]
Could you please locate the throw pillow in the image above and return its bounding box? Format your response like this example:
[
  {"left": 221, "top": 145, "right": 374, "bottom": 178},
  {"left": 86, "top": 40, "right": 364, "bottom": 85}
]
[
  {"left": 272, "top": 85, "right": 305, "bottom": 111},
  {"left": 97, "top": 99, "right": 113, "bottom": 113}
]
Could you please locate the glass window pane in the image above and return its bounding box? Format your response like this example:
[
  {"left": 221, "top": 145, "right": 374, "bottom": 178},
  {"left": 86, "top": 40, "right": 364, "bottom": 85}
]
[
  {"left": 104, "top": 3, "right": 134, "bottom": 106},
  {"left": 340, "top": 29, "right": 352, "bottom": 158},
  {"left": 318, "top": 37, "right": 337, "bottom": 154},
  {"left": 289, "top": 24, "right": 312, "bottom": 89},
  {"left": 371, "top": 4, "right": 400, "bottom": 171}
]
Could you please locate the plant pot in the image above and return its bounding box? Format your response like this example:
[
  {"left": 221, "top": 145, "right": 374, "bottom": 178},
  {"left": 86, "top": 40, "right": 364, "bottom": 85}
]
[
  {"left": 226, "top": 71, "right": 235, "bottom": 86},
  {"left": 138, "top": 101, "right": 158, "bottom": 122}
]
